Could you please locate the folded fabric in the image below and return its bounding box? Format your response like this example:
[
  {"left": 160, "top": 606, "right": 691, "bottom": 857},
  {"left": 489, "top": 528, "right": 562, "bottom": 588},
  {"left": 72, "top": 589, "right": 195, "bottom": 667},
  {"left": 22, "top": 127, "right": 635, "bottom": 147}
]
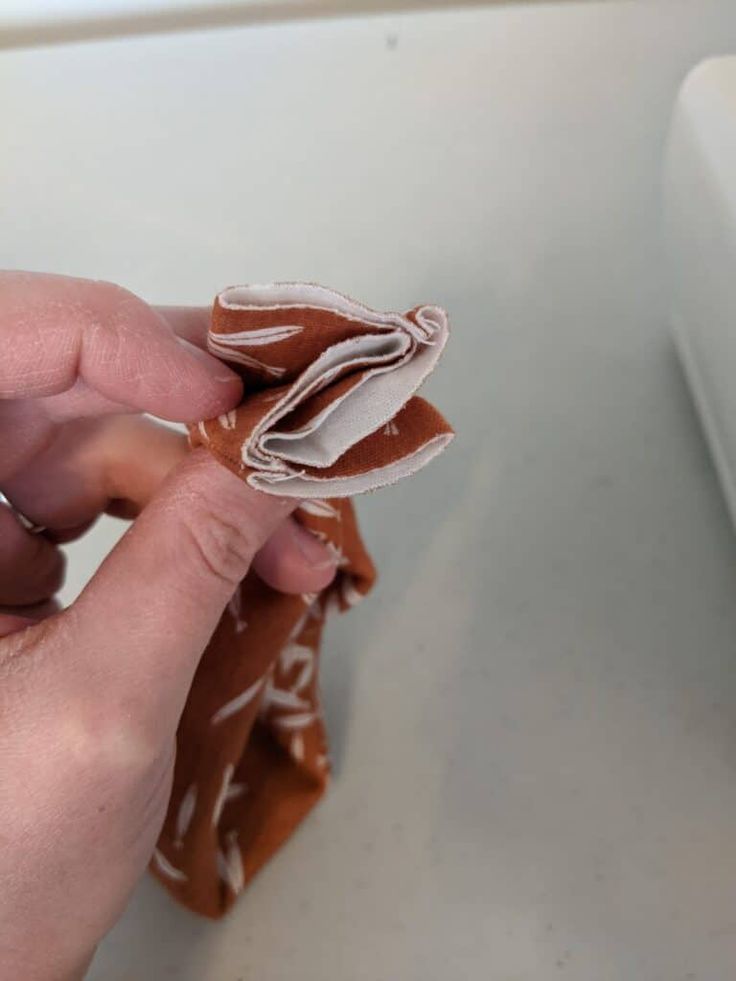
[{"left": 151, "top": 283, "right": 453, "bottom": 917}]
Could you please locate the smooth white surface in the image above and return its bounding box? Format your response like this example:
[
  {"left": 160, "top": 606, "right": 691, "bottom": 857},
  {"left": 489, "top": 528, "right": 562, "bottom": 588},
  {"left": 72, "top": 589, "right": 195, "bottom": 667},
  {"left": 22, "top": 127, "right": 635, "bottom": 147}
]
[
  {"left": 5, "top": 2, "right": 736, "bottom": 978},
  {"left": 0, "top": 0, "right": 320, "bottom": 29},
  {"left": 666, "top": 57, "right": 736, "bottom": 531},
  {"left": 0, "top": 0, "right": 446, "bottom": 22},
  {"left": 0, "top": 0, "right": 322, "bottom": 34},
  {"left": 0, "top": 0, "right": 479, "bottom": 47}
]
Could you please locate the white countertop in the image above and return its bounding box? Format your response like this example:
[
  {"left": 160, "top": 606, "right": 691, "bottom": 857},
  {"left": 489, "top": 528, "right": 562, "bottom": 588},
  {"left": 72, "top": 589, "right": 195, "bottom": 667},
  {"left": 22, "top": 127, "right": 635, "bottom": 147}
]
[{"left": 4, "top": 2, "right": 736, "bottom": 978}]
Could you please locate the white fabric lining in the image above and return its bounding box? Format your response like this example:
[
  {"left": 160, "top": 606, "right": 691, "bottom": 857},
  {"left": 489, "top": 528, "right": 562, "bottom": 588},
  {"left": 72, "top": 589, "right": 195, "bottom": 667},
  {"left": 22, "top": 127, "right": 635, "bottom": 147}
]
[
  {"left": 263, "top": 331, "right": 445, "bottom": 467},
  {"left": 211, "top": 284, "right": 450, "bottom": 497},
  {"left": 218, "top": 283, "right": 444, "bottom": 343},
  {"left": 248, "top": 433, "right": 453, "bottom": 498},
  {"left": 241, "top": 332, "right": 411, "bottom": 470}
]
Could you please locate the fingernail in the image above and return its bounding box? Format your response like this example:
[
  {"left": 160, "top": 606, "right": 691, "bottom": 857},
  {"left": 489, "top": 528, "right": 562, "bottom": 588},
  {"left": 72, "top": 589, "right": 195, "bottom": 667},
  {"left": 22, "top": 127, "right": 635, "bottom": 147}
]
[{"left": 292, "top": 523, "right": 337, "bottom": 570}]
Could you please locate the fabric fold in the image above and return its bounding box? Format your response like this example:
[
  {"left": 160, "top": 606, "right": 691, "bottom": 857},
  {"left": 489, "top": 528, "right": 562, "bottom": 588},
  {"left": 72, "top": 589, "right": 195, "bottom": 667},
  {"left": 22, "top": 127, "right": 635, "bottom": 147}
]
[
  {"left": 152, "top": 284, "right": 452, "bottom": 917},
  {"left": 190, "top": 283, "right": 453, "bottom": 498}
]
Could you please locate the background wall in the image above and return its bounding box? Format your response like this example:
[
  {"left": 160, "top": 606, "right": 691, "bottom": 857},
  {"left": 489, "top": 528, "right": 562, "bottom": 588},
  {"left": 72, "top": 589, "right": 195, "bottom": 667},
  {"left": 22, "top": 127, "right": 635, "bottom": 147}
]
[{"left": 4, "top": 0, "right": 736, "bottom": 325}]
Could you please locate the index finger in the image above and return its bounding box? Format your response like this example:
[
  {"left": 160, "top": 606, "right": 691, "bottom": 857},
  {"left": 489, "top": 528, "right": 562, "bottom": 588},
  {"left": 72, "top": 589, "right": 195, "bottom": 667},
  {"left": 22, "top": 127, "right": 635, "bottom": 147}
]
[
  {"left": 155, "top": 305, "right": 211, "bottom": 349},
  {"left": 0, "top": 272, "right": 241, "bottom": 423}
]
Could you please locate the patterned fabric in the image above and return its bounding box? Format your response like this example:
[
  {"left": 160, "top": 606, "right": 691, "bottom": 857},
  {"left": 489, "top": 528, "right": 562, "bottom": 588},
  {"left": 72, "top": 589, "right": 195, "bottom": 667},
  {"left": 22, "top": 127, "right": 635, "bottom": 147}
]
[{"left": 151, "top": 284, "right": 453, "bottom": 917}]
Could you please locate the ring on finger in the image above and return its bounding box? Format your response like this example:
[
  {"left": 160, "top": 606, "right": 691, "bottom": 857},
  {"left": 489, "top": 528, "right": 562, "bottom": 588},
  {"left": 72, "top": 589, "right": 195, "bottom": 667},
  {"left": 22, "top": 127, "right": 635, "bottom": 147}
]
[{"left": 0, "top": 491, "right": 47, "bottom": 535}]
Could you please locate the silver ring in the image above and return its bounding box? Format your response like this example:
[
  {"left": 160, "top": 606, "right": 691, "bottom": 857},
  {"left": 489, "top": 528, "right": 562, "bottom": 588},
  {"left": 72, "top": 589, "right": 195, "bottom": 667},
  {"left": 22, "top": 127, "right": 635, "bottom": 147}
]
[{"left": 0, "top": 490, "right": 46, "bottom": 535}]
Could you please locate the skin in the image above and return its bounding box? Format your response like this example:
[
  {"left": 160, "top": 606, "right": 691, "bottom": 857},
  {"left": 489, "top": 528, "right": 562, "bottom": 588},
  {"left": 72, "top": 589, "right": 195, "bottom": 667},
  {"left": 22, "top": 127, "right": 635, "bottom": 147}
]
[{"left": 0, "top": 272, "right": 338, "bottom": 980}]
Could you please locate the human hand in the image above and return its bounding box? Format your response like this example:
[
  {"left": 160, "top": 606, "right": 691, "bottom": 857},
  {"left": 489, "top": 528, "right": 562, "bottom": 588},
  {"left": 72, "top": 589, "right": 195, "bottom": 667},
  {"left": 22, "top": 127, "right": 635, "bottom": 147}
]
[{"left": 0, "top": 273, "right": 337, "bottom": 979}]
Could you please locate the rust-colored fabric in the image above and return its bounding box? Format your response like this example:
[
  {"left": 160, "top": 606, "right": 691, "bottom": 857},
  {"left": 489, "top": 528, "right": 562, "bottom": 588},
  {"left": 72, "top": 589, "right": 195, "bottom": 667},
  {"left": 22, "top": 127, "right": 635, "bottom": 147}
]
[{"left": 150, "top": 284, "right": 452, "bottom": 917}]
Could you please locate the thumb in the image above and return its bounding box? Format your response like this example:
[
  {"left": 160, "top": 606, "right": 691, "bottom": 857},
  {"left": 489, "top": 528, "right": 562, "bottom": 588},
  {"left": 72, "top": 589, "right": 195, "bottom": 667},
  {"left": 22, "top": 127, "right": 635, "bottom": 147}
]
[{"left": 64, "top": 450, "right": 294, "bottom": 734}]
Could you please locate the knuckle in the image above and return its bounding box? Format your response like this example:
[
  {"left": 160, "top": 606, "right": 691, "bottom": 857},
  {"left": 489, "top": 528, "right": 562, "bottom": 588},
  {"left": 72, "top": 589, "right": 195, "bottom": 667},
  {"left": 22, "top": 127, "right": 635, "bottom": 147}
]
[
  {"left": 179, "top": 498, "right": 259, "bottom": 589},
  {"left": 59, "top": 700, "right": 162, "bottom": 793},
  {"left": 2, "top": 611, "right": 157, "bottom": 774},
  {"left": 90, "top": 280, "right": 150, "bottom": 338},
  {"left": 74, "top": 712, "right": 158, "bottom": 779}
]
